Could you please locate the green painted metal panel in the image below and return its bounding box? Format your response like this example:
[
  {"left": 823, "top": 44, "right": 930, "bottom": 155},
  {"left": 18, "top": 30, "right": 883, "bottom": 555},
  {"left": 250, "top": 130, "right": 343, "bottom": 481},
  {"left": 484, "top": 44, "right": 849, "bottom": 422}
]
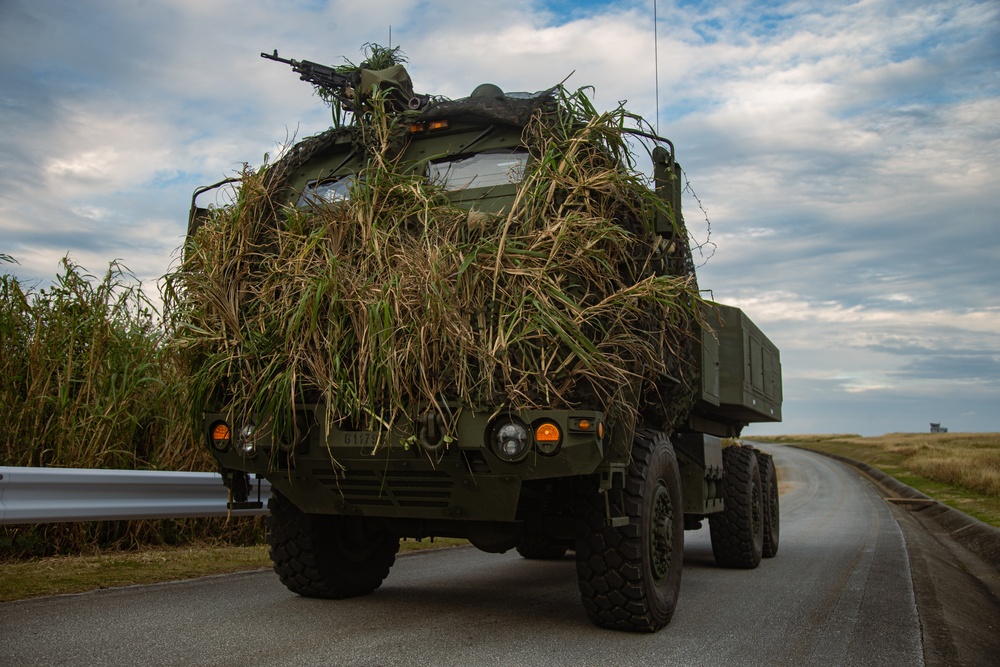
[{"left": 700, "top": 303, "right": 782, "bottom": 424}]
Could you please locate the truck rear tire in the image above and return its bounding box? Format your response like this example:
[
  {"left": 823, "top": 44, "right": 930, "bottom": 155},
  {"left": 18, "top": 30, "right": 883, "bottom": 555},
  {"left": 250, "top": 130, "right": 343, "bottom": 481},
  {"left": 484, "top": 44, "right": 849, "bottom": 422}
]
[
  {"left": 266, "top": 491, "right": 399, "bottom": 599},
  {"left": 758, "top": 452, "right": 780, "bottom": 558},
  {"left": 575, "top": 429, "right": 684, "bottom": 632},
  {"left": 710, "top": 445, "right": 764, "bottom": 568}
]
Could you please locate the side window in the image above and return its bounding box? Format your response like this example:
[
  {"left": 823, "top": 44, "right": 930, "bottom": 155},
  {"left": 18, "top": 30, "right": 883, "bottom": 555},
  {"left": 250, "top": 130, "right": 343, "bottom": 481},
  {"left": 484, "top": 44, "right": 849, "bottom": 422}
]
[
  {"left": 427, "top": 150, "right": 527, "bottom": 191},
  {"left": 297, "top": 175, "right": 355, "bottom": 207}
]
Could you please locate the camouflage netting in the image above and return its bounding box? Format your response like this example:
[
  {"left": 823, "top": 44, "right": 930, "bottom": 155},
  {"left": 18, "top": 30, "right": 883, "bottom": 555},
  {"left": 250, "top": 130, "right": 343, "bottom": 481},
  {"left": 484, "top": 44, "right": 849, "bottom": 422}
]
[
  {"left": 418, "top": 88, "right": 558, "bottom": 128},
  {"left": 166, "top": 86, "right": 704, "bottom": 451}
]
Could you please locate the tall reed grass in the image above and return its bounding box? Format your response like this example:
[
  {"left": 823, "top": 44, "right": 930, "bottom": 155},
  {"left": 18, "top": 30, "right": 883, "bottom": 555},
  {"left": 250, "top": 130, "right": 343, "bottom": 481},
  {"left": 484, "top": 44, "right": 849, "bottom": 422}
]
[
  {"left": 0, "top": 258, "right": 199, "bottom": 469},
  {"left": 0, "top": 258, "right": 262, "bottom": 558}
]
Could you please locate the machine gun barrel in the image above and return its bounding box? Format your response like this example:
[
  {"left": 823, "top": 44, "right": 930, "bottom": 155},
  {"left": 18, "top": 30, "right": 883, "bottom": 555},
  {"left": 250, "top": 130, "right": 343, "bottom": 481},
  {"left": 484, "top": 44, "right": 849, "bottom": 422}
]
[
  {"left": 261, "top": 50, "right": 356, "bottom": 106},
  {"left": 260, "top": 49, "right": 297, "bottom": 67}
]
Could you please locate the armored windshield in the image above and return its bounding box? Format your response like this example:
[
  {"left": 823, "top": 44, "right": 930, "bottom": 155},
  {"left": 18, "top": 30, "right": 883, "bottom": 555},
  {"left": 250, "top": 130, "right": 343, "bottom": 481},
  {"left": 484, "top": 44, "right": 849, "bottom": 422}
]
[
  {"left": 297, "top": 175, "right": 355, "bottom": 206},
  {"left": 427, "top": 151, "right": 527, "bottom": 191}
]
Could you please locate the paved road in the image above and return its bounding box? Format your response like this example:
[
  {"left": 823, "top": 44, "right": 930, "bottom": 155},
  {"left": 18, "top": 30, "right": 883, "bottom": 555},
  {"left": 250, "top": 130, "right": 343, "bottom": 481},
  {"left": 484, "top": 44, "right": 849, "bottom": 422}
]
[{"left": 1, "top": 445, "right": 927, "bottom": 666}]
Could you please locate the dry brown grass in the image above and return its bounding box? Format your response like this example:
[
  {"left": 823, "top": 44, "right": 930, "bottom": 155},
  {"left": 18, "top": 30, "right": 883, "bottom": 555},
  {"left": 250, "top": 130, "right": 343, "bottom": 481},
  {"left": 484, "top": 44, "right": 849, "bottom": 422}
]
[{"left": 872, "top": 433, "right": 1000, "bottom": 496}]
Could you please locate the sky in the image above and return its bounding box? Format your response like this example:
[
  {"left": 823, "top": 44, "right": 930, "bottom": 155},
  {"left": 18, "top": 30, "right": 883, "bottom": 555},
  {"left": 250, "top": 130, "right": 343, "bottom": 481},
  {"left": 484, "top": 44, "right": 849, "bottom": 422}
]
[{"left": 1, "top": 0, "right": 998, "bottom": 436}]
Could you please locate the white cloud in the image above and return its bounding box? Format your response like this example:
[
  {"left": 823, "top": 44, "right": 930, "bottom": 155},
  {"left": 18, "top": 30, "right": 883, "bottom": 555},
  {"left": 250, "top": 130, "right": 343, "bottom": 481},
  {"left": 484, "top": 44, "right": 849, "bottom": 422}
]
[
  {"left": 70, "top": 205, "right": 111, "bottom": 221},
  {"left": 727, "top": 290, "right": 1000, "bottom": 339}
]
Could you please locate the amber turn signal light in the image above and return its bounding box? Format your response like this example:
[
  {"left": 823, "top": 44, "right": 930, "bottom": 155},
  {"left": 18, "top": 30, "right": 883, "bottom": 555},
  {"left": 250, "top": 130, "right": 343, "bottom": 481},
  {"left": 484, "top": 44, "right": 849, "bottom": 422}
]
[
  {"left": 536, "top": 422, "right": 560, "bottom": 442},
  {"left": 210, "top": 422, "right": 231, "bottom": 451},
  {"left": 534, "top": 421, "right": 561, "bottom": 455}
]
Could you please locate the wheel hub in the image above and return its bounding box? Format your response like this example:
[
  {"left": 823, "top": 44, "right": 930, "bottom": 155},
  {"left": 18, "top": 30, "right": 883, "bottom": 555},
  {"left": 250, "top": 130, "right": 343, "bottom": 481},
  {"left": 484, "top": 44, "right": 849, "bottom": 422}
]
[{"left": 649, "top": 480, "right": 674, "bottom": 585}]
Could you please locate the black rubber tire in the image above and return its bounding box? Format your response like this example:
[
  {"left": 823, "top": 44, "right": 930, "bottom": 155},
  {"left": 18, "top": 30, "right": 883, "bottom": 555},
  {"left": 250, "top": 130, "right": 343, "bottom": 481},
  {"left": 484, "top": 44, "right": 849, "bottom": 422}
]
[
  {"left": 575, "top": 429, "right": 684, "bottom": 632},
  {"left": 266, "top": 491, "right": 399, "bottom": 599},
  {"left": 516, "top": 536, "right": 569, "bottom": 560},
  {"left": 710, "top": 445, "right": 764, "bottom": 569},
  {"left": 758, "top": 452, "right": 780, "bottom": 558}
]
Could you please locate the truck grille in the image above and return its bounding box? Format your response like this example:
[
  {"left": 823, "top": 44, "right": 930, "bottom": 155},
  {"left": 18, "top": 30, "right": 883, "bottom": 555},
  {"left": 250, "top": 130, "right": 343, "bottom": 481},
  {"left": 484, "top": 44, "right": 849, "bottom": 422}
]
[{"left": 313, "top": 469, "right": 453, "bottom": 509}]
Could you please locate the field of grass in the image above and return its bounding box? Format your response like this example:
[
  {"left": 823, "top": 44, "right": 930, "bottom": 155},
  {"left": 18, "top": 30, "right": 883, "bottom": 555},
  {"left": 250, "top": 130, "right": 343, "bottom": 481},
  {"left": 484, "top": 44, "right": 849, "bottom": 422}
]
[
  {"left": 754, "top": 433, "right": 1000, "bottom": 528},
  {"left": 1, "top": 257, "right": 236, "bottom": 558},
  {"left": 0, "top": 538, "right": 470, "bottom": 602}
]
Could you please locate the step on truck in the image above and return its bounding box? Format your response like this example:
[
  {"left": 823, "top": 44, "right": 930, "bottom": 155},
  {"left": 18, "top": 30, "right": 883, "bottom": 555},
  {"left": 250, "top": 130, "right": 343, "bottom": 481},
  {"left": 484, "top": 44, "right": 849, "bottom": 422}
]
[{"left": 183, "top": 47, "right": 782, "bottom": 632}]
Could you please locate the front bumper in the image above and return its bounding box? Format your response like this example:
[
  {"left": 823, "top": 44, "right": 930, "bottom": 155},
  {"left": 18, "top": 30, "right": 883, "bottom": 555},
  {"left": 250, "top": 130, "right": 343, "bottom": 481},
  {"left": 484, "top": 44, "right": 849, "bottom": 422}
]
[{"left": 204, "top": 406, "right": 608, "bottom": 522}]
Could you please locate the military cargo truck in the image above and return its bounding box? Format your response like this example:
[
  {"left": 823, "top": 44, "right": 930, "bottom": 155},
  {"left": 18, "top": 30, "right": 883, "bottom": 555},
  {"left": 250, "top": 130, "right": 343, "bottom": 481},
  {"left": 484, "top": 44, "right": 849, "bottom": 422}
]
[{"left": 183, "top": 48, "right": 782, "bottom": 632}]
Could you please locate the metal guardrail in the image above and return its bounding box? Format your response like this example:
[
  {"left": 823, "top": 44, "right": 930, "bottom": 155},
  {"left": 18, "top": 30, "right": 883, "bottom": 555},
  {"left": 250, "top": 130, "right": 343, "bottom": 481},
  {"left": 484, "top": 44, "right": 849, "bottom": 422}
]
[{"left": 0, "top": 467, "right": 271, "bottom": 525}]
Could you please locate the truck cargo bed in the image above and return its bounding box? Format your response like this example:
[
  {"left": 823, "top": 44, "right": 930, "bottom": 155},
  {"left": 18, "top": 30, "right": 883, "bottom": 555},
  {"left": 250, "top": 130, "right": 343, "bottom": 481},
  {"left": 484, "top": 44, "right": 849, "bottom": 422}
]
[{"left": 691, "top": 303, "right": 782, "bottom": 436}]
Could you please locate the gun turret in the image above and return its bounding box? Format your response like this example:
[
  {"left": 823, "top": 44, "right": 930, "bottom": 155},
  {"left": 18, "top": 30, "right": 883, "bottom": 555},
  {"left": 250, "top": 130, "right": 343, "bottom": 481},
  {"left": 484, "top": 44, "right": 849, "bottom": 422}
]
[{"left": 261, "top": 50, "right": 360, "bottom": 109}]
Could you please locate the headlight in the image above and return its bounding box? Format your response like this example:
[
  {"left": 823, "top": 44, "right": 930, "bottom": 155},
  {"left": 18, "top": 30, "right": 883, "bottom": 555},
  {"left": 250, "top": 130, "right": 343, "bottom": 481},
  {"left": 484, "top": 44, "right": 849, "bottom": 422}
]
[
  {"left": 238, "top": 421, "right": 258, "bottom": 458},
  {"left": 239, "top": 422, "right": 256, "bottom": 440},
  {"left": 492, "top": 419, "right": 530, "bottom": 462}
]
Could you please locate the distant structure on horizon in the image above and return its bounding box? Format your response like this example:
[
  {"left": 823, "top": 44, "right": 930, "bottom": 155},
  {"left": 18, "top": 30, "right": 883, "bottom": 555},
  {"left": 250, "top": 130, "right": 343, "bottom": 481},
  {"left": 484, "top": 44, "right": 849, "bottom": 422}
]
[{"left": 930, "top": 422, "right": 949, "bottom": 433}]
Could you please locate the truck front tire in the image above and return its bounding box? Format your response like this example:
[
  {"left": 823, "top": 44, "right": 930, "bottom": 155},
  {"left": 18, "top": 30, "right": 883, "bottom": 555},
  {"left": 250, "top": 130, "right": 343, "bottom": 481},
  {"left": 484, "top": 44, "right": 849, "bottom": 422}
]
[
  {"left": 267, "top": 491, "right": 399, "bottom": 599},
  {"left": 710, "top": 445, "right": 764, "bottom": 568},
  {"left": 575, "top": 430, "right": 684, "bottom": 632}
]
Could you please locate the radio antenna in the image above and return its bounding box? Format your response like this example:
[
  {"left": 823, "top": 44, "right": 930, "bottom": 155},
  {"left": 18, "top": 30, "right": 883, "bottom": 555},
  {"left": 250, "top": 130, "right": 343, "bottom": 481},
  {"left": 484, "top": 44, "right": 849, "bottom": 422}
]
[{"left": 653, "top": 0, "right": 660, "bottom": 135}]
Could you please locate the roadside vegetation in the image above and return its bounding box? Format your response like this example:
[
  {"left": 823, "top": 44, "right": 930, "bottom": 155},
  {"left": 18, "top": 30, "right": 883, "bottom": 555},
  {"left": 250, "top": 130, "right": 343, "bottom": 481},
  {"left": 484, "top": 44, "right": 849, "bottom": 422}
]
[
  {"left": 0, "top": 256, "right": 264, "bottom": 559},
  {"left": 0, "top": 258, "right": 197, "bottom": 470},
  {"left": 755, "top": 433, "right": 1000, "bottom": 527}
]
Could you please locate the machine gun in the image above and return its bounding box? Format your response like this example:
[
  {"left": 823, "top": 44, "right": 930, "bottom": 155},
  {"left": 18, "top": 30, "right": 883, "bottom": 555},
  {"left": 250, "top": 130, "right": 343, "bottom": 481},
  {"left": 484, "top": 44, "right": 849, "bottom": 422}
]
[
  {"left": 262, "top": 49, "right": 428, "bottom": 113},
  {"left": 261, "top": 50, "right": 360, "bottom": 108}
]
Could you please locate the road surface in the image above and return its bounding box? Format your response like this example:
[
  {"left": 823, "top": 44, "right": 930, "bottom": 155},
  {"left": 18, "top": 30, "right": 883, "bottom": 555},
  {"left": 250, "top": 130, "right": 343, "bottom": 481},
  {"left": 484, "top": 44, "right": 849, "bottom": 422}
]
[{"left": 0, "top": 445, "right": 951, "bottom": 666}]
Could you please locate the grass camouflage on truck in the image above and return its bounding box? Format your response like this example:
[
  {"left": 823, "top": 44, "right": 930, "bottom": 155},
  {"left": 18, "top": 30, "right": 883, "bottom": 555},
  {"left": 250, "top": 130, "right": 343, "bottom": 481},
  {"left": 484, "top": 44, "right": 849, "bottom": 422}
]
[{"left": 168, "top": 72, "right": 704, "bottom": 468}]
